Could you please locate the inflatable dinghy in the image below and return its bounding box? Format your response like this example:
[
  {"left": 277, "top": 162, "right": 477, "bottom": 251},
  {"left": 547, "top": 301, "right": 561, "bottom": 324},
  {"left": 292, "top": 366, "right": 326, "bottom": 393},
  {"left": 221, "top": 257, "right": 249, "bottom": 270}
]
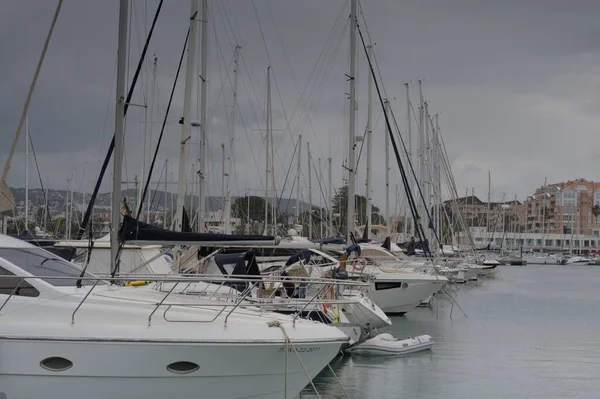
[{"left": 346, "top": 333, "right": 434, "bottom": 356}]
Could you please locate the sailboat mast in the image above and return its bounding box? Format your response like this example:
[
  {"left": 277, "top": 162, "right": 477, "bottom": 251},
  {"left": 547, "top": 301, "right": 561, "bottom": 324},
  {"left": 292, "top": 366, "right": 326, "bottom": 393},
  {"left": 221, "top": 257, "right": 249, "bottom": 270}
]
[
  {"left": 175, "top": 0, "right": 199, "bottom": 231},
  {"left": 147, "top": 56, "right": 157, "bottom": 223},
  {"left": 328, "top": 156, "right": 333, "bottom": 236},
  {"left": 541, "top": 177, "right": 547, "bottom": 254},
  {"left": 25, "top": 117, "right": 29, "bottom": 231},
  {"left": 110, "top": 0, "right": 129, "bottom": 273},
  {"left": 264, "top": 66, "right": 270, "bottom": 235},
  {"left": 365, "top": 45, "right": 373, "bottom": 239},
  {"left": 307, "top": 142, "right": 312, "bottom": 239},
  {"left": 198, "top": 0, "right": 209, "bottom": 232},
  {"left": 224, "top": 45, "right": 240, "bottom": 234},
  {"left": 384, "top": 99, "right": 390, "bottom": 236},
  {"left": 405, "top": 82, "right": 412, "bottom": 236},
  {"left": 296, "top": 134, "right": 302, "bottom": 222},
  {"left": 346, "top": 0, "right": 357, "bottom": 242}
]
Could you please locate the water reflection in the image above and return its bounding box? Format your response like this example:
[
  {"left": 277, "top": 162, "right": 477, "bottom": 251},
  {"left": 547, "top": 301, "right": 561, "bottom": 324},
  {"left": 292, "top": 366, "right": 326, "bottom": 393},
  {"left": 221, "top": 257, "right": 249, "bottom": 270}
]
[{"left": 302, "top": 266, "right": 600, "bottom": 398}]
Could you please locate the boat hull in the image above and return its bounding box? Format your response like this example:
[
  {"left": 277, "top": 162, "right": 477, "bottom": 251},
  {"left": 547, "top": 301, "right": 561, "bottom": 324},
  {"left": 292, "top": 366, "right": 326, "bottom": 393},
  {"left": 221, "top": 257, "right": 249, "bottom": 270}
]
[
  {"left": 346, "top": 334, "right": 434, "bottom": 356},
  {"left": 368, "top": 279, "right": 446, "bottom": 315},
  {"left": 0, "top": 338, "right": 343, "bottom": 399}
]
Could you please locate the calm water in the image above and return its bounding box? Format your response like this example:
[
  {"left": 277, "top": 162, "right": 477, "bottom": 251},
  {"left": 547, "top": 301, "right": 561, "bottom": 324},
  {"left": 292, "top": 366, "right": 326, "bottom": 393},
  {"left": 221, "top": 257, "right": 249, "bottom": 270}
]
[{"left": 303, "top": 265, "right": 600, "bottom": 398}]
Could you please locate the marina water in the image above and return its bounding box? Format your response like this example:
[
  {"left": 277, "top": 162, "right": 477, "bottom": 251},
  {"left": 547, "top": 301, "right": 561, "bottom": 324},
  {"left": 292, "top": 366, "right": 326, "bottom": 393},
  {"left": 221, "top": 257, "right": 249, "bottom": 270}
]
[{"left": 303, "top": 265, "right": 600, "bottom": 398}]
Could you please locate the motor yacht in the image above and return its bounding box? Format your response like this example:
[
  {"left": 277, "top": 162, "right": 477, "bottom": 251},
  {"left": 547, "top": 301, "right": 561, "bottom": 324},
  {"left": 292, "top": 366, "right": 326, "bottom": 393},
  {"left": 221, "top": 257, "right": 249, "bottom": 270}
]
[{"left": 0, "top": 235, "right": 348, "bottom": 399}]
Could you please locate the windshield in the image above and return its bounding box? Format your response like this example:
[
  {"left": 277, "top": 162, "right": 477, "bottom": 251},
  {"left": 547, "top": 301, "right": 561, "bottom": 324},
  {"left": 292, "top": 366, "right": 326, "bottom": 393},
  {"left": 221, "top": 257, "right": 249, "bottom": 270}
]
[{"left": 0, "top": 247, "right": 106, "bottom": 287}]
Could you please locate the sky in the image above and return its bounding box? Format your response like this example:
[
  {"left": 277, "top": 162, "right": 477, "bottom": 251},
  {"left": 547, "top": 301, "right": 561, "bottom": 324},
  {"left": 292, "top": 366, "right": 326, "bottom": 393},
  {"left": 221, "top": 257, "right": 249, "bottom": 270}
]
[{"left": 2, "top": 0, "right": 600, "bottom": 214}]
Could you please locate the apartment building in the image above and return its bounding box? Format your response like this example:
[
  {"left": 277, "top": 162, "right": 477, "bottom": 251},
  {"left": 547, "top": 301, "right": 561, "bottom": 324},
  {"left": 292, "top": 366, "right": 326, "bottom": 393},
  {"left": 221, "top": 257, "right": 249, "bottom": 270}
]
[{"left": 524, "top": 178, "right": 600, "bottom": 236}]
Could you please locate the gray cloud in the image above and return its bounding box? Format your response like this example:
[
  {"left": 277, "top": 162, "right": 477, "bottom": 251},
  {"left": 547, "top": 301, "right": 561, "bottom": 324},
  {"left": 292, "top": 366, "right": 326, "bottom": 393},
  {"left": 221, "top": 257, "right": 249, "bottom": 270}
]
[{"left": 2, "top": 0, "right": 600, "bottom": 217}]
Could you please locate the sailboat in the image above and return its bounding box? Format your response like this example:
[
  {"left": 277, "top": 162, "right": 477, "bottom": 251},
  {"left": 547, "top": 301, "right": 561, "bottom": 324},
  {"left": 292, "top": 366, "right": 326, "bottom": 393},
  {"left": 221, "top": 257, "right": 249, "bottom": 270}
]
[{"left": 0, "top": 2, "right": 350, "bottom": 398}]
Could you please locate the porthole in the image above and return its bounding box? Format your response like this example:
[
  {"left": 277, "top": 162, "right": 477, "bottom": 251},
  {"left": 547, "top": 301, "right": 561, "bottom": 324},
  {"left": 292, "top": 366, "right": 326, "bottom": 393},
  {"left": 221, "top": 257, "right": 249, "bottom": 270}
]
[
  {"left": 40, "top": 356, "right": 73, "bottom": 372},
  {"left": 401, "top": 282, "right": 409, "bottom": 289},
  {"left": 166, "top": 361, "right": 199, "bottom": 374}
]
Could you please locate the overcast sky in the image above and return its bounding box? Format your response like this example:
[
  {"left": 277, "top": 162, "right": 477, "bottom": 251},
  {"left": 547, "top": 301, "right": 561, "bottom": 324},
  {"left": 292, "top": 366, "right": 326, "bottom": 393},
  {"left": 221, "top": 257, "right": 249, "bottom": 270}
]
[{"left": 2, "top": 0, "right": 600, "bottom": 213}]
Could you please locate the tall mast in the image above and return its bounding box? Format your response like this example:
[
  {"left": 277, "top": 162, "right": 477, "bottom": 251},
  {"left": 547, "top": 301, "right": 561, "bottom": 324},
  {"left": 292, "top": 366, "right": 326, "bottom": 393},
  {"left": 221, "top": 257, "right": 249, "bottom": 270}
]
[
  {"left": 328, "top": 156, "right": 333, "bottom": 236},
  {"left": 405, "top": 82, "right": 413, "bottom": 236},
  {"left": 224, "top": 45, "right": 240, "bottom": 234},
  {"left": 486, "top": 171, "right": 491, "bottom": 245},
  {"left": 541, "top": 177, "right": 547, "bottom": 253},
  {"left": 418, "top": 80, "right": 425, "bottom": 238},
  {"left": 197, "top": 0, "right": 209, "bottom": 232},
  {"left": 319, "top": 158, "right": 323, "bottom": 238},
  {"left": 435, "top": 114, "right": 442, "bottom": 244},
  {"left": 147, "top": 56, "right": 157, "bottom": 223},
  {"left": 174, "top": 0, "right": 199, "bottom": 232},
  {"left": 424, "top": 101, "right": 431, "bottom": 244},
  {"left": 384, "top": 99, "right": 390, "bottom": 236},
  {"left": 220, "top": 143, "right": 226, "bottom": 225},
  {"left": 307, "top": 142, "right": 312, "bottom": 239},
  {"left": 81, "top": 161, "right": 87, "bottom": 222},
  {"left": 264, "top": 65, "right": 271, "bottom": 235},
  {"left": 296, "top": 134, "right": 302, "bottom": 222},
  {"left": 110, "top": 0, "right": 128, "bottom": 273},
  {"left": 365, "top": 45, "right": 373, "bottom": 239},
  {"left": 346, "top": 0, "right": 357, "bottom": 243},
  {"left": 163, "top": 158, "right": 168, "bottom": 228},
  {"left": 25, "top": 117, "right": 29, "bottom": 231}
]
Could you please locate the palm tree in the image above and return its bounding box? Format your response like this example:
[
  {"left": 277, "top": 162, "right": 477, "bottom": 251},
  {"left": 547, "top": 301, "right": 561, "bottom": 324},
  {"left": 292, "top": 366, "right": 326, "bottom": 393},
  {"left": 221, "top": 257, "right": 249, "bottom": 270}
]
[{"left": 592, "top": 204, "right": 600, "bottom": 224}]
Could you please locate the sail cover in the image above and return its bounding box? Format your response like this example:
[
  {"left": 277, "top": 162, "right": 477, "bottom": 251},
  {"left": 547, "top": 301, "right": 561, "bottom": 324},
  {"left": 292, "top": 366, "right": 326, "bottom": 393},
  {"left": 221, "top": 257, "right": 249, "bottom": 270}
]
[{"left": 119, "top": 215, "right": 277, "bottom": 246}]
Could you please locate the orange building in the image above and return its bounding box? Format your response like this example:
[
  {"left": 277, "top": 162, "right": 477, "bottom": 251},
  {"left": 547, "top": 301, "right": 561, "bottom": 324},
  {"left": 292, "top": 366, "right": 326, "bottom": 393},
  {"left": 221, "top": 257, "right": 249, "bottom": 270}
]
[{"left": 524, "top": 178, "right": 600, "bottom": 236}]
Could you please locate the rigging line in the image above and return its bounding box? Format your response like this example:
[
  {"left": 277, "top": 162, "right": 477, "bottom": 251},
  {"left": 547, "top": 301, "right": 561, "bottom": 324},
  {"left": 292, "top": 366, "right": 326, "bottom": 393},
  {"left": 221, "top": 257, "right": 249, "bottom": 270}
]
[
  {"left": 265, "top": 0, "right": 348, "bottom": 150},
  {"left": 77, "top": 0, "right": 165, "bottom": 240},
  {"left": 136, "top": 28, "right": 190, "bottom": 222},
  {"left": 358, "top": 25, "right": 432, "bottom": 257},
  {"left": 250, "top": 1, "right": 295, "bottom": 143},
  {"left": 311, "top": 161, "right": 330, "bottom": 218},
  {"left": 148, "top": 158, "right": 166, "bottom": 216},
  {"left": 289, "top": 10, "right": 349, "bottom": 162},
  {"left": 208, "top": 11, "right": 263, "bottom": 190},
  {"left": 389, "top": 106, "right": 443, "bottom": 251},
  {"left": 3, "top": 0, "right": 63, "bottom": 181},
  {"left": 276, "top": 136, "right": 299, "bottom": 209},
  {"left": 28, "top": 131, "right": 56, "bottom": 235}
]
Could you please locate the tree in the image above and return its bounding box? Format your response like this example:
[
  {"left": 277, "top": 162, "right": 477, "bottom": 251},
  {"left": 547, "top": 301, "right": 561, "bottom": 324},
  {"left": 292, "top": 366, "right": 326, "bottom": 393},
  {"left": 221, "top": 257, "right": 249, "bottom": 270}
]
[
  {"left": 593, "top": 205, "right": 600, "bottom": 224},
  {"left": 232, "top": 196, "right": 272, "bottom": 235},
  {"left": 332, "top": 184, "right": 385, "bottom": 234}
]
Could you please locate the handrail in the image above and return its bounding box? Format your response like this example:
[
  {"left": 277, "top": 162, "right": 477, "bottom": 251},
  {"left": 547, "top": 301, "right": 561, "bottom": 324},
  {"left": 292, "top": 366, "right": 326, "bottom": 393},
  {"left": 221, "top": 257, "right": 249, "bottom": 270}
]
[
  {"left": 0, "top": 277, "right": 24, "bottom": 314},
  {"left": 292, "top": 283, "right": 330, "bottom": 327},
  {"left": 148, "top": 281, "right": 178, "bottom": 326},
  {"left": 0, "top": 274, "right": 373, "bottom": 326},
  {"left": 71, "top": 279, "right": 100, "bottom": 324},
  {"left": 223, "top": 281, "right": 258, "bottom": 327}
]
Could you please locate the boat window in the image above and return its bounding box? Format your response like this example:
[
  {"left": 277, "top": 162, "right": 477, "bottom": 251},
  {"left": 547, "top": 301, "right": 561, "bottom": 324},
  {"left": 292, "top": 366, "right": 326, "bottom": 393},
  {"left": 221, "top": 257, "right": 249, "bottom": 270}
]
[
  {"left": 0, "top": 248, "right": 105, "bottom": 287},
  {"left": 0, "top": 266, "right": 40, "bottom": 297},
  {"left": 374, "top": 282, "right": 405, "bottom": 291}
]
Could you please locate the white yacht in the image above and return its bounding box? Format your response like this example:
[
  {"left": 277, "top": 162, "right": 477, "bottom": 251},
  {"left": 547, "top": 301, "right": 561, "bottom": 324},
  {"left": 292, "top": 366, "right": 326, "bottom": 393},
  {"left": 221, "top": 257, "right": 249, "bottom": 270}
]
[
  {"left": 0, "top": 235, "right": 349, "bottom": 399},
  {"left": 564, "top": 256, "right": 592, "bottom": 265},
  {"left": 310, "top": 246, "right": 448, "bottom": 315}
]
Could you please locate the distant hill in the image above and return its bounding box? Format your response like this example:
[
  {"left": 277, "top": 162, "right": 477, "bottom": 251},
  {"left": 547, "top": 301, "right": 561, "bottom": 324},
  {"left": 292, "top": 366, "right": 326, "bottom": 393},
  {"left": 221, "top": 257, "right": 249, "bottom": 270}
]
[{"left": 10, "top": 187, "right": 317, "bottom": 214}]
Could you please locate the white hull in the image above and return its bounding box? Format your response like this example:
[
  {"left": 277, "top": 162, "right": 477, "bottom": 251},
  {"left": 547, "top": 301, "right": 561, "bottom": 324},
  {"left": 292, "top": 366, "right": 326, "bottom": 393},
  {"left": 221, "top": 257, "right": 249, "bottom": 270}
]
[
  {"left": 368, "top": 278, "right": 446, "bottom": 315},
  {"left": 0, "top": 337, "right": 342, "bottom": 399},
  {"left": 347, "top": 334, "right": 434, "bottom": 356},
  {"left": 341, "top": 292, "right": 391, "bottom": 330}
]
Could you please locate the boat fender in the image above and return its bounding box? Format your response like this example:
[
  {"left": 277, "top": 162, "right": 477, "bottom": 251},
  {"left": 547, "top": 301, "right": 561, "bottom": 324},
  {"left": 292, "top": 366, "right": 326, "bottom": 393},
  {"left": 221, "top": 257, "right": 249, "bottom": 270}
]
[{"left": 124, "top": 280, "right": 151, "bottom": 287}]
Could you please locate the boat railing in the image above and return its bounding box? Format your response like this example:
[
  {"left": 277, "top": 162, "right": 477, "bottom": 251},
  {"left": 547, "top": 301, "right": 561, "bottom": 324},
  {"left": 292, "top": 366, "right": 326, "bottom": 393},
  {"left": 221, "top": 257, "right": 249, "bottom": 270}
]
[{"left": 0, "top": 274, "right": 369, "bottom": 328}]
